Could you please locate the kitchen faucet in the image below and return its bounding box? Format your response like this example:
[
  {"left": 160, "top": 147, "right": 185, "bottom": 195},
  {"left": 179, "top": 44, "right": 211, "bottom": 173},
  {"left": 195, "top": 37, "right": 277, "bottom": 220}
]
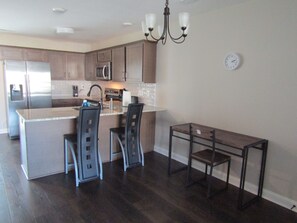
[{"left": 87, "top": 84, "right": 103, "bottom": 109}]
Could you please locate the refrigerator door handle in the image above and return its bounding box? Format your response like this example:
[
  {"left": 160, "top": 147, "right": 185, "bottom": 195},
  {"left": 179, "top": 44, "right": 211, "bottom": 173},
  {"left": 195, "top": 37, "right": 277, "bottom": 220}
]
[{"left": 26, "top": 74, "right": 31, "bottom": 108}]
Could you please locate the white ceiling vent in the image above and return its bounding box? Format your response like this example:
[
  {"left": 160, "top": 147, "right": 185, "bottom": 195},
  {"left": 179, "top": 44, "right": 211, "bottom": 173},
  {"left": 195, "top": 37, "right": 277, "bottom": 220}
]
[{"left": 56, "top": 27, "right": 74, "bottom": 34}]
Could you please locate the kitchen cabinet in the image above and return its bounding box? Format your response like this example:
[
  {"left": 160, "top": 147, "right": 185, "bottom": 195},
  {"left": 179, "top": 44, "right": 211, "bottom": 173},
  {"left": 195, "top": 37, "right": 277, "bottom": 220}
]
[
  {"left": 49, "top": 51, "right": 85, "bottom": 80},
  {"left": 24, "top": 49, "right": 48, "bottom": 62},
  {"left": 97, "top": 49, "right": 111, "bottom": 62},
  {"left": 48, "top": 51, "right": 67, "bottom": 80},
  {"left": 0, "top": 46, "right": 24, "bottom": 60},
  {"left": 85, "top": 51, "right": 98, "bottom": 81},
  {"left": 112, "top": 46, "right": 125, "bottom": 82},
  {"left": 0, "top": 46, "right": 49, "bottom": 62},
  {"left": 52, "top": 98, "right": 83, "bottom": 107},
  {"left": 126, "top": 43, "right": 143, "bottom": 82},
  {"left": 66, "top": 53, "right": 85, "bottom": 80},
  {"left": 111, "top": 41, "right": 156, "bottom": 83}
]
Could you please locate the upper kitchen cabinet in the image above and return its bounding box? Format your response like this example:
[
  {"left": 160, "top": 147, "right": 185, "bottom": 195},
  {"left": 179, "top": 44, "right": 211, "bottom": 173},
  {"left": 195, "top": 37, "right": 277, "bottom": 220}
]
[
  {"left": 48, "top": 51, "right": 67, "bottom": 80},
  {"left": 0, "top": 46, "right": 24, "bottom": 60},
  {"left": 85, "top": 51, "right": 97, "bottom": 81},
  {"left": 0, "top": 46, "right": 49, "bottom": 62},
  {"left": 111, "top": 41, "right": 156, "bottom": 83},
  {"left": 66, "top": 53, "right": 85, "bottom": 80},
  {"left": 49, "top": 51, "right": 85, "bottom": 80},
  {"left": 97, "top": 49, "right": 111, "bottom": 62},
  {"left": 112, "top": 46, "right": 125, "bottom": 82},
  {"left": 24, "top": 49, "right": 49, "bottom": 62}
]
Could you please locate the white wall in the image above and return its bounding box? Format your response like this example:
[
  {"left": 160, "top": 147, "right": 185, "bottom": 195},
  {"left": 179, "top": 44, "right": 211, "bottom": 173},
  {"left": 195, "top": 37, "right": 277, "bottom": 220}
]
[{"left": 154, "top": 0, "right": 297, "bottom": 209}]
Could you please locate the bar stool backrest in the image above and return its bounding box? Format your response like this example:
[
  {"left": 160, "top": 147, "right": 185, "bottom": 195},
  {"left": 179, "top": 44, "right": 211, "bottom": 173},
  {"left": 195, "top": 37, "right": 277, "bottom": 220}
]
[
  {"left": 77, "top": 107, "right": 101, "bottom": 182},
  {"left": 124, "top": 103, "right": 144, "bottom": 166}
]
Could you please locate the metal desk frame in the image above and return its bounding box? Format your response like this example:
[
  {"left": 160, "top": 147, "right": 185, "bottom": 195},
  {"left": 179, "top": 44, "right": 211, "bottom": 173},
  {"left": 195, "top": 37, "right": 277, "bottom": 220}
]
[{"left": 168, "top": 123, "right": 268, "bottom": 210}]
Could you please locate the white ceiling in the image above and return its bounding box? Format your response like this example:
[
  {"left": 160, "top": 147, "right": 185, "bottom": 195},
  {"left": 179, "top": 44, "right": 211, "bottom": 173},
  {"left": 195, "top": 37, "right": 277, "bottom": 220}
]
[{"left": 0, "top": 0, "right": 249, "bottom": 43}]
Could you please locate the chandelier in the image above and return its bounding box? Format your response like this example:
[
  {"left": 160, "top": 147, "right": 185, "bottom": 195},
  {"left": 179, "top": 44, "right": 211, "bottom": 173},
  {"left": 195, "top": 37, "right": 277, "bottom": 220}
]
[{"left": 142, "top": 0, "right": 190, "bottom": 45}]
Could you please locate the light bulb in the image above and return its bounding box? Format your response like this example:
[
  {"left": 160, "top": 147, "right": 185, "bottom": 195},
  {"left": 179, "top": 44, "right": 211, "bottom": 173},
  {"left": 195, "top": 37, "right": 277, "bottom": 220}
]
[
  {"left": 179, "top": 12, "right": 190, "bottom": 28},
  {"left": 145, "top": 13, "right": 156, "bottom": 29}
]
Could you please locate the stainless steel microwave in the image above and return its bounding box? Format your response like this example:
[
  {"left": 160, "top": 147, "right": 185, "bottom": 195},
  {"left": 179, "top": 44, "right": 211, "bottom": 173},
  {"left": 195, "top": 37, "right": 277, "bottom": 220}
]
[{"left": 95, "top": 62, "right": 112, "bottom": 80}]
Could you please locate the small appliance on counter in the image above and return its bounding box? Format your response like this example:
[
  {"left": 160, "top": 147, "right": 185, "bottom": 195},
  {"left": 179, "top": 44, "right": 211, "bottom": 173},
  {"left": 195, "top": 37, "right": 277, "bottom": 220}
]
[
  {"left": 104, "top": 88, "right": 122, "bottom": 101},
  {"left": 122, "top": 90, "right": 131, "bottom": 107},
  {"left": 104, "top": 88, "right": 139, "bottom": 107}
]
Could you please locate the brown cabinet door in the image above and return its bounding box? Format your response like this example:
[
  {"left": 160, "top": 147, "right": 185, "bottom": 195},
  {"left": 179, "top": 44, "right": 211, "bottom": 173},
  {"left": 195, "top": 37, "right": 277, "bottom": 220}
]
[
  {"left": 126, "top": 43, "right": 143, "bottom": 83},
  {"left": 0, "top": 46, "right": 24, "bottom": 60},
  {"left": 66, "top": 53, "right": 85, "bottom": 80},
  {"left": 143, "top": 41, "right": 156, "bottom": 83},
  {"left": 98, "top": 49, "right": 111, "bottom": 62},
  {"left": 112, "top": 47, "right": 125, "bottom": 82},
  {"left": 85, "top": 52, "right": 97, "bottom": 81},
  {"left": 48, "top": 51, "right": 67, "bottom": 80},
  {"left": 24, "top": 49, "right": 49, "bottom": 62}
]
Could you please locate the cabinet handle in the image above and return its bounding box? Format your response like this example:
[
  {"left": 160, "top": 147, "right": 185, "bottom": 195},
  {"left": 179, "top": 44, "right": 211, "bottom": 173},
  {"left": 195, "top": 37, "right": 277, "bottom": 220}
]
[{"left": 122, "top": 71, "right": 125, "bottom": 81}]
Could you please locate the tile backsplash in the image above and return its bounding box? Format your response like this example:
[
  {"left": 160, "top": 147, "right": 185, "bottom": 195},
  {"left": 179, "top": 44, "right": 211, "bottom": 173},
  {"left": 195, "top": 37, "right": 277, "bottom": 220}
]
[{"left": 51, "top": 80, "right": 156, "bottom": 106}]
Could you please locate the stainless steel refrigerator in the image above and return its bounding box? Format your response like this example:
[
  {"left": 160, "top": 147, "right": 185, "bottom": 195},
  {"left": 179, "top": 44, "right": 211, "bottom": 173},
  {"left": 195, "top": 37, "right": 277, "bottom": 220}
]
[{"left": 4, "top": 60, "right": 52, "bottom": 139}]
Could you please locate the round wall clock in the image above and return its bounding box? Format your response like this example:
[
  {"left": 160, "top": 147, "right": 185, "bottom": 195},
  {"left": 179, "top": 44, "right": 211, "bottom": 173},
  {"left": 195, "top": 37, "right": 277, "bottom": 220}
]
[{"left": 224, "top": 53, "right": 240, "bottom": 70}]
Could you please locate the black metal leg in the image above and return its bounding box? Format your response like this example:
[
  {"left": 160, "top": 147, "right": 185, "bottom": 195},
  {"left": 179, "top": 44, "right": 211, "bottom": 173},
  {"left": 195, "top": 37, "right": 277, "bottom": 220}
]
[
  {"left": 168, "top": 127, "right": 173, "bottom": 175},
  {"left": 204, "top": 164, "right": 208, "bottom": 180},
  {"left": 238, "top": 148, "right": 249, "bottom": 209},
  {"left": 226, "top": 160, "right": 231, "bottom": 189},
  {"left": 258, "top": 141, "right": 268, "bottom": 197},
  {"left": 207, "top": 165, "right": 214, "bottom": 198}
]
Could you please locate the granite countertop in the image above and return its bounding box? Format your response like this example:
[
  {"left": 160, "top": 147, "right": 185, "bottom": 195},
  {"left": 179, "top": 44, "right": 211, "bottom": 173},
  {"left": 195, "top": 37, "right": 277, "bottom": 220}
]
[{"left": 16, "top": 104, "right": 165, "bottom": 122}]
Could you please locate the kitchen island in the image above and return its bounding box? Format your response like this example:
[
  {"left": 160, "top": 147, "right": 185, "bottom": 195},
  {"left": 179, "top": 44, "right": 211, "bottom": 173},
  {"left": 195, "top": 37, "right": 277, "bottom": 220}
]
[{"left": 17, "top": 104, "right": 164, "bottom": 180}]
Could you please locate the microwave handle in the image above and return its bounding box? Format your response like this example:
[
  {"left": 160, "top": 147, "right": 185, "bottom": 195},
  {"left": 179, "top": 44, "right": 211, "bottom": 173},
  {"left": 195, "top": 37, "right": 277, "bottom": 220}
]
[{"left": 102, "top": 65, "right": 107, "bottom": 79}]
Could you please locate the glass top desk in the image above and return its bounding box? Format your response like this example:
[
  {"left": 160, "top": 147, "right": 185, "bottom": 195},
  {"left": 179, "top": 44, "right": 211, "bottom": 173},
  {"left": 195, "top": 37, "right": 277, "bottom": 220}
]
[{"left": 168, "top": 123, "right": 268, "bottom": 210}]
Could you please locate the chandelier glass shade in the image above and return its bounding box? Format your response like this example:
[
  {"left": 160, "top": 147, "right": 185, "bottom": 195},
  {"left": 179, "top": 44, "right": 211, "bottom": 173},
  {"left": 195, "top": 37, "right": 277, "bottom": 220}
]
[{"left": 142, "top": 0, "right": 190, "bottom": 45}]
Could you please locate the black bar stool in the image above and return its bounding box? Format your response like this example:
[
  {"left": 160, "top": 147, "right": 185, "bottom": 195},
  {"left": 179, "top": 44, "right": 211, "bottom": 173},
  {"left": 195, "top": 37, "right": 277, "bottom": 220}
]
[
  {"left": 64, "top": 106, "right": 102, "bottom": 187},
  {"left": 110, "top": 103, "right": 144, "bottom": 171}
]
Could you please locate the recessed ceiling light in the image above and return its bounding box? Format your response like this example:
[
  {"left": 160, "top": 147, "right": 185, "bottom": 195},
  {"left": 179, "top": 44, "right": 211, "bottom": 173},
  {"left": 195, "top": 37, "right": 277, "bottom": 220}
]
[
  {"left": 56, "top": 27, "right": 74, "bottom": 34},
  {"left": 123, "top": 22, "right": 133, "bottom": 26},
  {"left": 52, "top": 7, "right": 67, "bottom": 13}
]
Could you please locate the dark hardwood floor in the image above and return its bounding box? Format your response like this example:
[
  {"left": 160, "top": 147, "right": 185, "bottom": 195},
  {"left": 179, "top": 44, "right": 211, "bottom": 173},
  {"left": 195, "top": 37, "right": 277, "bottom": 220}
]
[{"left": 0, "top": 134, "right": 296, "bottom": 223}]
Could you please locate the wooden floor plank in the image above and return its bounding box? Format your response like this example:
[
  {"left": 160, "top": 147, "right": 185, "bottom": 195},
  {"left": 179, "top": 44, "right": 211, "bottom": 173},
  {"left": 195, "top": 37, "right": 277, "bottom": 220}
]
[{"left": 0, "top": 134, "right": 296, "bottom": 223}]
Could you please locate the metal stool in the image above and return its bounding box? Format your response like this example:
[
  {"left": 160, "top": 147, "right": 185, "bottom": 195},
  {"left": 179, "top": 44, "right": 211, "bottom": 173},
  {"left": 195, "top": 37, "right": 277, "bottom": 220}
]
[
  {"left": 64, "top": 106, "right": 102, "bottom": 187},
  {"left": 110, "top": 103, "right": 144, "bottom": 171}
]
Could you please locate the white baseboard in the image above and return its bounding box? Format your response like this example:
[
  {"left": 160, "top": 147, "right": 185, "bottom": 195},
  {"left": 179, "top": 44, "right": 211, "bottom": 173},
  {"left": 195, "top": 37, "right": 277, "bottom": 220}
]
[
  {"left": 0, "top": 128, "right": 8, "bottom": 134},
  {"left": 154, "top": 145, "right": 297, "bottom": 213}
]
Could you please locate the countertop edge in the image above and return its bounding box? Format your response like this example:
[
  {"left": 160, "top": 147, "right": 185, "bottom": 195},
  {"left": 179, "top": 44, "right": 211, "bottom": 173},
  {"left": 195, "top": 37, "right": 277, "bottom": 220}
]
[{"left": 17, "top": 105, "right": 166, "bottom": 122}]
